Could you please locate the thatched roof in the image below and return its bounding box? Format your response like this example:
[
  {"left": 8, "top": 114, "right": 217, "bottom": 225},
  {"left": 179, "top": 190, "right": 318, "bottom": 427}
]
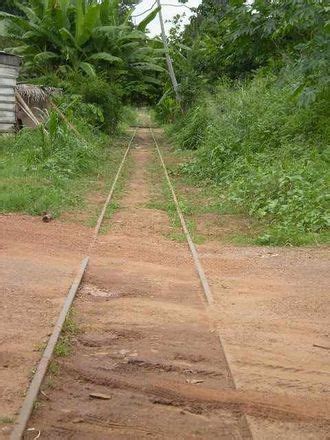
[{"left": 15, "top": 84, "right": 61, "bottom": 104}]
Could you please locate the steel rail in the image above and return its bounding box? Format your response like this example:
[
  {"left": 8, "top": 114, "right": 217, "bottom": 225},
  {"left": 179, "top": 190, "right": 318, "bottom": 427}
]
[
  {"left": 10, "top": 130, "right": 137, "bottom": 440},
  {"left": 150, "top": 128, "right": 254, "bottom": 439},
  {"left": 150, "top": 128, "right": 214, "bottom": 305},
  {"left": 91, "top": 130, "right": 137, "bottom": 246},
  {"left": 10, "top": 258, "right": 89, "bottom": 440}
]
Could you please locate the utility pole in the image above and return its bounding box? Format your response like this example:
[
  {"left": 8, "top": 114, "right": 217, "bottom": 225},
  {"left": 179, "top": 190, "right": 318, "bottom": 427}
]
[{"left": 156, "top": 0, "right": 181, "bottom": 103}]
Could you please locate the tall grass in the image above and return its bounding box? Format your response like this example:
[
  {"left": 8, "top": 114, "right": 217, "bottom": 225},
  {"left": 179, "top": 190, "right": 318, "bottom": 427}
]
[
  {"left": 0, "top": 107, "right": 110, "bottom": 216},
  {"left": 170, "top": 75, "right": 329, "bottom": 245}
]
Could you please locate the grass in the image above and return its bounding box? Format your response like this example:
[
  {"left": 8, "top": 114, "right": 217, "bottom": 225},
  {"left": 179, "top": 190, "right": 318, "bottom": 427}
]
[
  {"left": 168, "top": 76, "right": 330, "bottom": 246},
  {"left": 0, "top": 125, "right": 133, "bottom": 227},
  {"left": 43, "top": 360, "right": 60, "bottom": 392},
  {"left": 0, "top": 416, "right": 14, "bottom": 425},
  {"left": 65, "top": 133, "right": 133, "bottom": 230},
  {"left": 169, "top": 159, "right": 263, "bottom": 244},
  {"left": 54, "top": 309, "right": 79, "bottom": 358},
  {"left": 99, "top": 148, "right": 133, "bottom": 234},
  {"left": 42, "top": 310, "right": 76, "bottom": 394},
  {"left": 148, "top": 136, "right": 264, "bottom": 245},
  {"left": 146, "top": 146, "right": 205, "bottom": 244}
]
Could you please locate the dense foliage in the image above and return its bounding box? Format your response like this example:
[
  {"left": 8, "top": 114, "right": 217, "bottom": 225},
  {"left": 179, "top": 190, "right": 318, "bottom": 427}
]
[
  {"left": 0, "top": 0, "right": 164, "bottom": 104},
  {"left": 168, "top": 0, "right": 329, "bottom": 107},
  {"left": 0, "top": 1, "right": 154, "bottom": 216},
  {"left": 171, "top": 76, "right": 329, "bottom": 244},
  {"left": 0, "top": 99, "right": 111, "bottom": 215},
  {"left": 160, "top": 0, "right": 329, "bottom": 245}
]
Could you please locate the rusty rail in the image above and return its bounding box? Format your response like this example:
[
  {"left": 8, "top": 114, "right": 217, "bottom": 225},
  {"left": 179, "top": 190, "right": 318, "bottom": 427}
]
[
  {"left": 10, "top": 130, "right": 136, "bottom": 440},
  {"left": 150, "top": 128, "right": 254, "bottom": 439}
]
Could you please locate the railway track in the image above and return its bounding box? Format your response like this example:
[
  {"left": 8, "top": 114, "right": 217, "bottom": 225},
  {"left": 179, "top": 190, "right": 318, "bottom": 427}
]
[{"left": 10, "top": 126, "right": 253, "bottom": 440}]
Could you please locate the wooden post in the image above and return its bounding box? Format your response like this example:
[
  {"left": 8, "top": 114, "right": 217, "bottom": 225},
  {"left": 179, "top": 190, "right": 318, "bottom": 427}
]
[
  {"left": 15, "top": 92, "right": 40, "bottom": 127},
  {"left": 156, "top": 0, "right": 181, "bottom": 104}
]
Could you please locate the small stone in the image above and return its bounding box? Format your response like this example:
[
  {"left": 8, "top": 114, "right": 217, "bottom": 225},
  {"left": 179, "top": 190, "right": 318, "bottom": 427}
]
[
  {"left": 119, "top": 349, "right": 130, "bottom": 355},
  {"left": 42, "top": 212, "right": 52, "bottom": 222},
  {"left": 1, "top": 426, "right": 12, "bottom": 434},
  {"left": 185, "top": 378, "right": 204, "bottom": 385}
]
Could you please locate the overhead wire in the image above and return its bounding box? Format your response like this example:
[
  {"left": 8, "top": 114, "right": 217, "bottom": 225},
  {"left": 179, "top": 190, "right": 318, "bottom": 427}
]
[{"left": 132, "top": 1, "right": 194, "bottom": 19}]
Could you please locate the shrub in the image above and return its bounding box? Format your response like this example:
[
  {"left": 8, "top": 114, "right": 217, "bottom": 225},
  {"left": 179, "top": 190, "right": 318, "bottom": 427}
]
[
  {"left": 78, "top": 77, "right": 123, "bottom": 133},
  {"left": 16, "top": 112, "right": 100, "bottom": 179},
  {"left": 34, "top": 73, "right": 124, "bottom": 133},
  {"left": 0, "top": 108, "right": 108, "bottom": 216},
  {"left": 154, "top": 92, "right": 181, "bottom": 124},
  {"left": 172, "top": 74, "right": 329, "bottom": 245}
]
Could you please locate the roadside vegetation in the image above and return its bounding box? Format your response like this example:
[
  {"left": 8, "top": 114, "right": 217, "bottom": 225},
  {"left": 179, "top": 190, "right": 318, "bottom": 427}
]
[
  {"left": 156, "top": 0, "right": 329, "bottom": 246},
  {"left": 0, "top": 0, "right": 162, "bottom": 219},
  {"left": 0, "top": 1, "right": 328, "bottom": 246},
  {"left": 0, "top": 102, "right": 134, "bottom": 218}
]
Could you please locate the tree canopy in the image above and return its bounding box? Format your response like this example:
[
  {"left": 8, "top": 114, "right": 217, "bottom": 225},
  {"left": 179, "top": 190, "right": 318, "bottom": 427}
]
[{"left": 0, "top": 0, "right": 164, "bottom": 101}]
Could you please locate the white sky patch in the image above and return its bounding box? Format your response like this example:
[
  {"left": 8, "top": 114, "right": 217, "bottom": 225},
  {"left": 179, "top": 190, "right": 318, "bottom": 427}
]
[{"left": 133, "top": 0, "right": 202, "bottom": 36}]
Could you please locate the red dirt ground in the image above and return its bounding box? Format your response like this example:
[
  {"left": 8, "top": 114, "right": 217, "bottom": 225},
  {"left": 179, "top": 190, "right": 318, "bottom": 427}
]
[
  {"left": 0, "top": 215, "right": 91, "bottom": 437},
  {"left": 1, "top": 128, "right": 329, "bottom": 439}
]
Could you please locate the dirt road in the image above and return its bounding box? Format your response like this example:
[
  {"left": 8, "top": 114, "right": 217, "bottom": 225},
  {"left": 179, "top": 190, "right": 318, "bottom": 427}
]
[
  {"left": 0, "top": 216, "right": 90, "bottom": 429},
  {"left": 1, "top": 128, "right": 329, "bottom": 439}
]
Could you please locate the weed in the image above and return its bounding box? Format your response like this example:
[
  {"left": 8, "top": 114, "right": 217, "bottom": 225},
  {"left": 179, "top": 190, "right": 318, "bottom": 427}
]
[
  {"left": 48, "top": 360, "right": 59, "bottom": 376},
  {"left": 147, "top": 148, "right": 204, "bottom": 243},
  {"left": 170, "top": 76, "right": 329, "bottom": 246},
  {"left": 34, "top": 341, "right": 47, "bottom": 352},
  {"left": 0, "top": 416, "right": 14, "bottom": 425},
  {"left": 33, "top": 401, "right": 41, "bottom": 411},
  {"left": 54, "top": 310, "right": 78, "bottom": 358},
  {"left": 0, "top": 114, "right": 134, "bottom": 222}
]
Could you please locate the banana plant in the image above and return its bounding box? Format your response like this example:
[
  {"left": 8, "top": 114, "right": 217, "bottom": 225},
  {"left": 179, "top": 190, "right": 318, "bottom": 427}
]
[{"left": 0, "top": 0, "right": 164, "bottom": 85}]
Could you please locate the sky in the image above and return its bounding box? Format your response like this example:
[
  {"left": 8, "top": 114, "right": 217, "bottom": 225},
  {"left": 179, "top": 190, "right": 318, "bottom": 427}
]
[{"left": 133, "top": 0, "right": 202, "bottom": 36}]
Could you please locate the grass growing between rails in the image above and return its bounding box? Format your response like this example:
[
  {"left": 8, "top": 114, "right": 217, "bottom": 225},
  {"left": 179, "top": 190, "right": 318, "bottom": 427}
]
[
  {"left": 167, "top": 76, "right": 330, "bottom": 246},
  {"left": 0, "top": 109, "right": 135, "bottom": 221},
  {"left": 147, "top": 146, "right": 205, "bottom": 244},
  {"left": 152, "top": 140, "right": 260, "bottom": 245},
  {"left": 40, "top": 309, "right": 78, "bottom": 397},
  {"left": 99, "top": 149, "right": 134, "bottom": 235}
]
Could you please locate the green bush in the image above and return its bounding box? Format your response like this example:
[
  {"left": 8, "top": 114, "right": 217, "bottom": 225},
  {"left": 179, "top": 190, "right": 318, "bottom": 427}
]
[
  {"left": 172, "top": 75, "right": 329, "bottom": 245},
  {"left": 154, "top": 92, "right": 181, "bottom": 124},
  {"left": 33, "top": 73, "right": 124, "bottom": 133},
  {"left": 78, "top": 77, "right": 123, "bottom": 133},
  {"left": 17, "top": 112, "right": 101, "bottom": 178},
  {"left": 0, "top": 108, "right": 108, "bottom": 216},
  {"left": 170, "top": 101, "right": 210, "bottom": 150}
]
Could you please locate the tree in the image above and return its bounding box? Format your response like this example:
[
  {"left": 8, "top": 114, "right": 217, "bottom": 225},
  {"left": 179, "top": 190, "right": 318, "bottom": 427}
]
[
  {"left": 0, "top": 0, "right": 26, "bottom": 15},
  {"left": 170, "top": 0, "right": 329, "bottom": 104},
  {"left": 0, "top": 0, "right": 164, "bottom": 100}
]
